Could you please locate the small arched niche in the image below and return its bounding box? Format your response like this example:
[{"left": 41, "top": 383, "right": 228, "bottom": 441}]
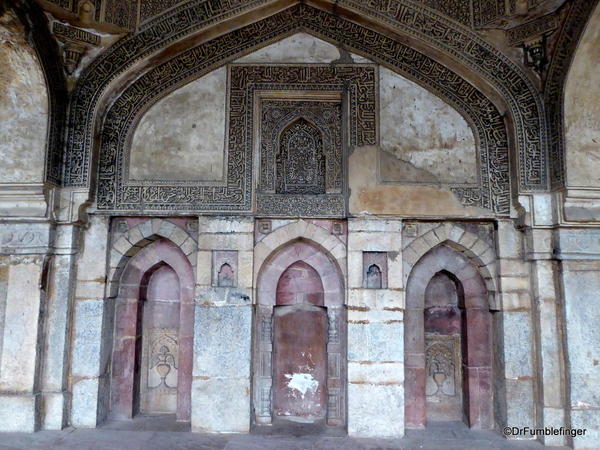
[
  {"left": 276, "top": 261, "right": 324, "bottom": 306},
  {"left": 217, "top": 263, "right": 235, "bottom": 287}
]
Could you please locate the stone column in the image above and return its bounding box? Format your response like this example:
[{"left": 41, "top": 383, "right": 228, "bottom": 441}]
[
  {"left": 346, "top": 218, "right": 404, "bottom": 438},
  {"left": 520, "top": 195, "right": 569, "bottom": 447},
  {"left": 0, "top": 222, "right": 53, "bottom": 432},
  {"left": 40, "top": 224, "right": 80, "bottom": 430},
  {"left": 69, "top": 215, "right": 111, "bottom": 427},
  {"left": 556, "top": 228, "right": 600, "bottom": 449},
  {"left": 496, "top": 219, "right": 537, "bottom": 436},
  {"left": 191, "top": 217, "right": 253, "bottom": 433}
]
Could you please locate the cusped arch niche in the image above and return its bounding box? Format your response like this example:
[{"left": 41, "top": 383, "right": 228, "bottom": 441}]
[
  {"left": 253, "top": 223, "right": 347, "bottom": 428},
  {"left": 405, "top": 244, "right": 495, "bottom": 429},
  {"left": 108, "top": 237, "right": 195, "bottom": 422}
]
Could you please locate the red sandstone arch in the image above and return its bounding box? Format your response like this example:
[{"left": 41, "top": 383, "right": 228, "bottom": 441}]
[
  {"left": 110, "top": 239, "right": 195, "bottom": 421},
  {"left": 405, "top": 244, "right": 493, "bottom": 429},
  {"left": 257, "top": 238, "right": 344, "bottom": 308},
  {"left": 253, "top": 237, "right": 346, "bottom": 427}
]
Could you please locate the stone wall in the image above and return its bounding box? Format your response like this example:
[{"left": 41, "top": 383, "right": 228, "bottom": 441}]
[
  {"left": 193, "top": 217, "right": 253, "bottom": 433},
  {"left": 0, "top": 5, "right": 599, "bottom": 446},
  {"left": 557, "top": 229, "right": 600, "bottom": 449},
  {"left": 346, "top": 219, "right": 404, "bottom": 437}
]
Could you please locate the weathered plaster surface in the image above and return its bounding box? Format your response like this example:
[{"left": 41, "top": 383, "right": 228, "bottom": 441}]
[
  {"left": 348, "top": 146, "right": 491, "bottom": 217},
  {"left": 564, "top": 2, "right": 600, "bottom": 188},
  {"left": 129, "top": 67, "right": 227, "bottom": 181},
  {"left": 379, "top": 67, "right": 477, "bottom": 185},
  {"left": 0, "top": 11, "right": 48, "bottom": 183}
]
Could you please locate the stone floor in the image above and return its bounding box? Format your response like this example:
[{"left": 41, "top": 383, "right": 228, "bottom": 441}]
[{"left": 0, "top": 418, "right": 568, "bottom": 450}]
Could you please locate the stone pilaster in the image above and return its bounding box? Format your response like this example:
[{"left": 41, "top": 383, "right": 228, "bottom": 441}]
[
  {"left": 191, "top": 217, "right": 253, "bottom": 433},
  {"left": 496, "top": 218, "right": 537, "bottom": 438},
  {"left": 0, "top": 222, "right": 54, "bottom": 432},
  {"left": 40, "top": 224, "right": 80, "bottom": 430},
  {"left": 346, "top": 218, "right": 404, "bottom": 438},
  {"left": 69, "top": 215, "right": 110, "bottom": 428}
]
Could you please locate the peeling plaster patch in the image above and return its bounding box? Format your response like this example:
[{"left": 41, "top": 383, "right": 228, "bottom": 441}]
[
  {"left": 284, "top": 373, "right": 319, "bottom": 399},
  {"left": 379, "top": 67, "right": 477, "bottom": 185},
  {"left": 348, "top": 145, "right": 492, "bottom": 217}
]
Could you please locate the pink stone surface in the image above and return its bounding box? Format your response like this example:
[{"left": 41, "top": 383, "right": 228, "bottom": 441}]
[
  {"left": 276, "top": 261, "right": 324, "bottom": 306},
  {"left": 258, "top": 240, "right": 343, "bottom": 306},
  {"left": 405, "top": 244, "right": 493, "bottom": 429},
  {"left": 110, "top": 238, "right": 195, "bottom": 422}
]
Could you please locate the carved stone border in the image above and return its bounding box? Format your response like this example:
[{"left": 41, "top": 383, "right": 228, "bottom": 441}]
[
  {"left": 64, "top": 0, "right": 538, "bottom": 195},
  {"left": 94, "top": 5, "right": 509, "bottom": 214},
  {"left": 97, "top": 63, "right": 376, "bottom": 213},
  {"left": 107, "top": 218, "right": 198, "bottom": 297}
]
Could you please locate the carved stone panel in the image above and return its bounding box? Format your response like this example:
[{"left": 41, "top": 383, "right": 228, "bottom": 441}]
[
  {"left": 276, "top": 119, "right": 326, "bottom": 195},
  {"left": 141, "top": 328, "right": 179, "bottom": 414},
  {"left": 96, "top": 63, "right": 375, "bottom": 213},
  {"left": 425, "top": 335, "right": 462, "bottom": 421},
  {"left": 258, "top": 98, "right": 345, "bottom": 217}
]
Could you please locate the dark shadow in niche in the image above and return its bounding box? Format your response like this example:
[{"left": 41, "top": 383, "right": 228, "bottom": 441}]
[
  {"left": 365, "top": 264, "right": 383, "bottom": 289},
  {"left": 217, "top": 263, "right": 235, "bottom": 287}
]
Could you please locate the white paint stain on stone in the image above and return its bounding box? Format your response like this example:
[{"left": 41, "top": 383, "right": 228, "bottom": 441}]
[{"left": 284, "top": 373, "right": 318, "bottom": 399}]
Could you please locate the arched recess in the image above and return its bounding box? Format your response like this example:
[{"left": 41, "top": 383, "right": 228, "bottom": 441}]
[
  {"left": 544, "top": 0, "right": 600, "bottom": 189},
  {"left": 108, "top": 238, "right": 195, "bottom": 421},
  {"left": 253, "top": 227, "right": 346, "bottom": 428},
  {"left": 93, "top": 10, "right": 509, "bottom": 214},
  {"left": 63, "top": 3, "right": 527, "bottom": 213},
  {"left": 63, "top": 1, "right": 544, "bottom": 195},
  {"left": 405, "top": 244, "right": 495, "bottom": 429}
]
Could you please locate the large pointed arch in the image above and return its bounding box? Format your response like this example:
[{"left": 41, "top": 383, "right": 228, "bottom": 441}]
[
  {"left": 62, "top": 1, "right": 544, "bottom": 196},
  {"left": 88, "top": 4, "right": 511, "bottom": 214}
]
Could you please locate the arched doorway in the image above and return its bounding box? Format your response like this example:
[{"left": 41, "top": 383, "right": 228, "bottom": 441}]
[
  {"left": 405, "top": 245, "right": 493, "bottom": 429},
  {"left": 272, "top": 261, "right": 328, "bottom": 423},
  {"left": 110, "top": 239, "right": 195, "bottom": 422},
  {"left": 254, "top": 239, "right": 346, "bottom": 429}
]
